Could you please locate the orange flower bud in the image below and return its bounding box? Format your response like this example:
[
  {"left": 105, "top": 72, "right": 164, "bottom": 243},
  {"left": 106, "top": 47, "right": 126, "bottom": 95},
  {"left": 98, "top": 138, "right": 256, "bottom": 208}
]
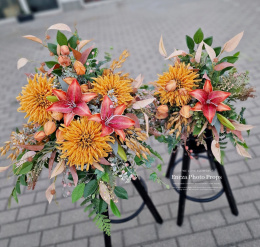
[
  {"left": 56, "top": 129, "right": 64, "bottom": 142},
  {"left": 51, "top": 112, "right": 63, "bottom": 121},
  {"left": 180, "top": 105, "right": 191, "bottom": 118},
  {"left": 44, "top": 121, "right": 56, "bottom": 136},
  {"left": 213, "top": 57, "right": 218, "bottom": 63},
  {"left": 34, "top": 131, "right": 46, "bottom": 142},
  {"left": 165, "top": 80, "right": 177, "bottom": 92},
  {"left": 58, "top": 55, "right": 71, "bottom": 67},
  {"left": 74, "top": 61, "right": 86, "bottom": 75},
  {"left": 190, "top": 58, "right": 195, "bottom": 63},
  {"left": 63, "top": 77, "right": 75, "bottom": 85},
  {"left": 50, "top": 52, "right": 54, "bottom": 56},
  {"left": 46, "top": 35, "right": 51, "bottom": 40},
  {"left": 76, "top": 40, "right": 80, "bottom": 45},
  {"left": 61, "top": 45, "right": 70, "bottom": 56},
  {"left": 80, "top": 84, "right": 89, "bottom": 93},
  {"left": 155, "top": 105, "right": 169, "bottom": 119}
]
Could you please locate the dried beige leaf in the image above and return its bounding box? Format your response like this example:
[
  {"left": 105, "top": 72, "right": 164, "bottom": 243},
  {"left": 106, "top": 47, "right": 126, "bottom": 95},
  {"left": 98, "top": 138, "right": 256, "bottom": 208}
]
[
  {"left": 165, "top": 49, "right": 186, "bottom": 60},
  {"left": 223, "top": 31, "right": 244, "bottom": 52},
  {"left": 99, "top": 182, "right": 111, "bottom": 204},
  {"left": 159, "top": 35, "right": 167, "bottom": 57},
  {"left": 231, "top": 121, "right": 254, "bottom": 131},
  {"left": 204, "top": 42, "right": 216, "bottom": 62},
  {"left": 211, "top": 140, "right": 221, "bottom": 163},
  {"left": 195, "top": 42, "right": 203, "bottom": 63},
  {"left": 236, "top": 144, "right": 251, "bottom": 158},
  {"left": 78, "top": 40, "right": 92, "bottom": 51},
  {"left": 92, "top": 162, "right": 104, "bottom": 172},
  {"left": 50, "top": 160, "right": 65, "bottom": 179},
  {"left": 132, "top": 74, "right": 144, "bottom": 89},
  {"left": 214, "top": 62, "right": 234, "bottom": 71},
  {"left": 23, "top": 35, "right": 43, "bottom": 44},
  {"left": 46, "top": 182, "right": 55, "bottom": 204},
  {"left": 198, "top": 121, "right": 208, "bottom": 137},
  {"left": 132, "top": 98, "right": 155, "bottom": 109},
  {"left": 0, "top": 165, "right": 11, "bottom": 173},
  {"left": 17, "top": 58, "right": 28, "bottom": 70},
  {"left": 47, "top": 23, "right": 72, "bottom": 32}
]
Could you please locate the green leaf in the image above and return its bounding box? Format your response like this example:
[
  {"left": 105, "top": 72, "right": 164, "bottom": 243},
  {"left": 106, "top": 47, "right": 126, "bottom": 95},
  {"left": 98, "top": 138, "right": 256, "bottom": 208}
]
[
  {"left": 94, "top": 169, "right": 105, "bottom": 180},
  {"left": 213, "top": 47, "right": 221, "bottom": 56},
  {"left": 47, "top": 43, "right": 57, "bottom": 55},
  {"left": 99, "top": 199, "right": 108, "bottom": 213},
  {"left": 114, "top": 186, "right": 128, "bottom": 199},
  {"left": 57, "top": 31, "right": 68, "bottom": 46},
  {"left": 20, "top": 175, "right": 27, "bottom": 186},
  {"left": 203, "top": 36, "right": 213, "bottom": 46},
  {"left": 17, "top": 150, "right": 26, "bottom": 161},
  {"left": 45, "top": 61, "right": 58, "bottom": 69},
  {"left": 216, "top": 114, "right": 235, "bottom": 130},
  {"left": 84, "top": 203, "right": 93, "bottom": 212},
  {"left": 87, "top": 48, "right": 98, "bottom": 60},
  {"left": 233, "top": 51, "right": 240, "bottom": 57},
  {"left": 12, "top": 188, "right": 18, "bottom": 203},
  {"left": 157, "top": 164, "right": 162, "bottom": 172},
  {"left": 219, "top": 56, "right": 238, "bottom": 64},
  {"left": 193, "top": 125, "right": 202, "bottom": 135},
  {"left": 101, "top": 173, "right": 109, "bottom": 183},
  {"left": 193, "top": 28, "right": 204, "bottom": 44},
  {"left": 186, "top": 35, "right": 195, "bottom": 50},
  {"left": 83, "top": 179, "right": 98, "bottom": 198},
  {"left": 15, "top": 180, "right": 21, "bottom": 194},
  {"left": 134, "top": 155, "right": 143, "bottom": 166},
  {"left": 68, "top": 35, "right": 78, "bottom": 49},
  {"left": 149, "top": 172, "right": 157, "bottom": 182},
  {"left": 80, "top": 197, "right": 91, "bottom": 206},
  {"left": 14, "top": 161, "right": 33, "bottom": 175},
  {"left": 52, "top": 68, "right": 62, "bottom": 76},
  {"left": 71, "top": 183, "right": 85, "bottom": 203},
  {"left": 110, "top": 200, "right": 121, "bottom": 217}
]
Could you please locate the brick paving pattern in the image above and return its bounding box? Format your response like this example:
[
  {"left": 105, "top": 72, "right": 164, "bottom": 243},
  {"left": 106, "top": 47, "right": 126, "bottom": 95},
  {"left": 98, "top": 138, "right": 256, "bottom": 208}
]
[{"left": 0, "top": 0, "right": 260, "bottom": 246}]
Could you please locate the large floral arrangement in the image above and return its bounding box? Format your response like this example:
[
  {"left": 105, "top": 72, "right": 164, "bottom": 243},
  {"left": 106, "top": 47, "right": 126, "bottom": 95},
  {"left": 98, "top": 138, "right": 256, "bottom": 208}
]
[
  {"left": 152, "top": 28, "right": 255, "bottom": 162},
  {"left": 0, "top": 23, "right": 164, "bottom": 235}
]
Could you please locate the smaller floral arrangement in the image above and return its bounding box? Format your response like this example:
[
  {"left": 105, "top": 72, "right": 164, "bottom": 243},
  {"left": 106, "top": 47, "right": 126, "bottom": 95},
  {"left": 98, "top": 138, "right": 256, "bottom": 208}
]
[
  {"left": 0, "top": 23, "right": 165, "bottom": 235},
  {"left": 151, "top": 28, "right": 255, "bottom": 162}
]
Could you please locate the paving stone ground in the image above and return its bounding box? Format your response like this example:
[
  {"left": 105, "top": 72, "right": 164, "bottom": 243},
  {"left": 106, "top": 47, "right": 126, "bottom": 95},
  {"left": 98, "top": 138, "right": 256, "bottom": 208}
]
[{"left": 0, "top": 0, "right": 260, "bottom": 246}]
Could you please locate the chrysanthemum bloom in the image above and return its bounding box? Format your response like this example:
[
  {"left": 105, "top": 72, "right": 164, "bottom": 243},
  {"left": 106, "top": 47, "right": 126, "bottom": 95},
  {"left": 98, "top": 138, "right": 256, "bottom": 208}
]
[
  {"left": 91, "top": 73, "right": 133, "bottom": 105},
  {"left": 154, "top": 62, "right": 200, "bottom": 106},
  {"left": 57, "top": 117, "right": 114, "bottom": 170},
  {"left": 17, "top": 74, "right": 54, "bottom": 125}
]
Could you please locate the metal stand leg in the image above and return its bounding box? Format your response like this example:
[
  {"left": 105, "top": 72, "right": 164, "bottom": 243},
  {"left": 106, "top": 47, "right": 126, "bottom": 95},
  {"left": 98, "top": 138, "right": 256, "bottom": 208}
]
[
  {"left": 215, "top": 161, "right": 239, "bottom": 216},
  {"left": 132, "top": 177, "right": 163, "bottom": 224},
  {"left": 166, "top": 146, "right": 178, "bottom": 178},
  {"left": 103, "top": 210, "right": 112, "bottom": 247},
  {"left": 177, "top": 151, "right": 191, "bottom": 226}
]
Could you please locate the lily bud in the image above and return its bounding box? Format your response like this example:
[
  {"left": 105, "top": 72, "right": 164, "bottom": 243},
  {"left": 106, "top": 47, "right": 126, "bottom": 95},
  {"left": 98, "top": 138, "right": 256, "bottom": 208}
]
[
  {"left": 155, "top": 105, "right": 169, "bottom": 119},
  {"left": 74, "top": 61, "right": 86, "bottom": 75},
  {"left": 44, "top": 121, "right": 56, "bottom": 136},
  {"left": 180, "top": 105, "right": 191, "bottom": 118},
  {"left": 58, "top": 55, "right": 71, "bottom": 67},
  {"left": 56, "top": 129, "right": 64, "bottom": 142},
  {"left": 81, "top": 84, "right": 89, "bottom": 93},
  {"left": 165, "top": 80, "right": 177, "bottom": 92},
  {"left": 34, "top": 131, "right": 46, "bottom": 142},
  {"left": 61, "top": 45, "right": 70, "bottom": 56},
  {"left": 63, "top": 77, "right": 75, "bottom": 85},
  {"left": 52, "top": 112, "right": 63, "bottom": 121}
]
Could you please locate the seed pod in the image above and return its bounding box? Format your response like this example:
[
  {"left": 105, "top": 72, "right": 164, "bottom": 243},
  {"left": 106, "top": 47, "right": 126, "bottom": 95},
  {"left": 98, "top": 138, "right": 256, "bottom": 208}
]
[
  {"left": 44, "top": 121, "right": 56, "bottom": 136},
  {"left": 52, "top": 112, "right": 63, "bottom": 121},
  {"left": 34, "top": 131, "right": 46, "bottom": 142}
]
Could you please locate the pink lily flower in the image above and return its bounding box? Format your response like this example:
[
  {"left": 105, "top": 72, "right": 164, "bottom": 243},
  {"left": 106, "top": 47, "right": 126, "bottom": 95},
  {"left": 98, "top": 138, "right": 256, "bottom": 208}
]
[
  {"left": 189, "top": 80, "right": 231, "bottom": 123},
  {"left": 46, "top": 79, "right": 97, "bottom": 126},
  {"left": 89, "top": 95, "right": 135, "bottom": 140}
]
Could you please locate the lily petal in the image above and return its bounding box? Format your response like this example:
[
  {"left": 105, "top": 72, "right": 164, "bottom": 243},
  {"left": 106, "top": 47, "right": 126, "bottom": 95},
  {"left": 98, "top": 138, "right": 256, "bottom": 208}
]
[
  {"left": 203, "top": 80, "right": 213, "bottom": 93},
  {"left": 46, "top": 101, "right": 72, "bottom": 113},
  {"left": 114, "top": 129, "right": 126, "bottom": 141},
  {"left": 101, "top": 95, "right": 114, "bottom": 120},
  {"left": 208, "top": 91, "right": 231, "bottom": 105},
  {"left": 52, "top": 89, "right": 67, "bottom": 101},
  {"left": 189, "top": 89, "right": 208, "bottom": 104},
  {"left": 101, "top": 124, "right": 114, "bottom": 136},
  {"left": 64, "top": 112, "right": 75, "bottom": 126},
  {"left": 107, "top": 115, "right": 135, "bottom": 130},
  {"left": 73, "top": 102, "right": 91, "bottom": 116},
  {"left": 114, "top": 104, "right": 126, "bottom": 115},
  {"left": 191, "top": 102, "right": 203, "bottom": 111},
  {"left": 88, "top": 113, "right": 102, "bottom": 122},
  {"left": 202, "top": 104, "right": 217, "bottom": 124},
  {"left": 216, "top": 103, "right": 231, "bottom": 112},
  {"left": 67, "top": 79, "right": 82, "bottom": 104},
  {"left": 81, "top": 93, "right": 97, "bottom": 102}
]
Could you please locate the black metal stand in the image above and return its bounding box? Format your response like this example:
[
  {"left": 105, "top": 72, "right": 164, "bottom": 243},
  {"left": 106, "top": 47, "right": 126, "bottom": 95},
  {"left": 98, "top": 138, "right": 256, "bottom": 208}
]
[
  {"left": 167, "top": 132, "right": 238, "bottom": 226},
  {"left": 103, "top": 176, "right": 163, "bottom": 247}
]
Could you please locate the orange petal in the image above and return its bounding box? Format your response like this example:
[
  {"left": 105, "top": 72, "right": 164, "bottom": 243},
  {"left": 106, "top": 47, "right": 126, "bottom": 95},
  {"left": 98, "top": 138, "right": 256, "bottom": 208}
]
[
  {"left": 216, "top": 103, "right": 231, "bottom": 112},
  {"left": 114, "top": 129, "right": 126, "bottom": 141},
  {"left": 114, "top": 104, "right": 126, "bottom": 115},
  {"left": 81, "top": 93, "right": 97, "bottom": 102},
  {"left": 203, "top": 80, "right": 213, "bottom": 93},
  {"left": 191, "top": 102, "right": 203, "bottom": 111}
]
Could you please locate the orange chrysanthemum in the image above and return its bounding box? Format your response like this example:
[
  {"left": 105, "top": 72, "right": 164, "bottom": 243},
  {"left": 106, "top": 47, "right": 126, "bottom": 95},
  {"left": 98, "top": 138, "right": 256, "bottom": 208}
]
[
  {"left": 91, "top": 73, "right": 133, "bottom": 105},
  {"left": 17, "top": 74, "right": 54, "bottom": 125},
  {"left": 154, "top": 63, "right": 200, "bottom": 106},
  {"left": 57, "top": 117, "right": 114, "bottom": 170}
]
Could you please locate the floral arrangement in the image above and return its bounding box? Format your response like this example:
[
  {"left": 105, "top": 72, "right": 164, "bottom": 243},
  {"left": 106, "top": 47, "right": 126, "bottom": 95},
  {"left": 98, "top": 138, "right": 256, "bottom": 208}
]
[
  {"left": 152, "top": 28, "right": 255, "bottom": 162},
  {"left": 0, "top": 23, "right": 164, "bottom": 235}
]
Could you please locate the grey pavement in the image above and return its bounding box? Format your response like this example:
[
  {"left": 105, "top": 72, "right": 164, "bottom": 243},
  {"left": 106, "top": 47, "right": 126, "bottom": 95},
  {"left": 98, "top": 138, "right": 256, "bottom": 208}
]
[{"left": 0, "top": 0, "right": 260, "bottom": 246}]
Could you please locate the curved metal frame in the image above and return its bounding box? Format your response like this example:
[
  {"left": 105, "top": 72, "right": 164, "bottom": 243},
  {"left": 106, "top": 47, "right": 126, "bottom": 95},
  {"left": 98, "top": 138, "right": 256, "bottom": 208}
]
[{"left": 169, "top": 155, "right": 224, "bottom": 203}]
